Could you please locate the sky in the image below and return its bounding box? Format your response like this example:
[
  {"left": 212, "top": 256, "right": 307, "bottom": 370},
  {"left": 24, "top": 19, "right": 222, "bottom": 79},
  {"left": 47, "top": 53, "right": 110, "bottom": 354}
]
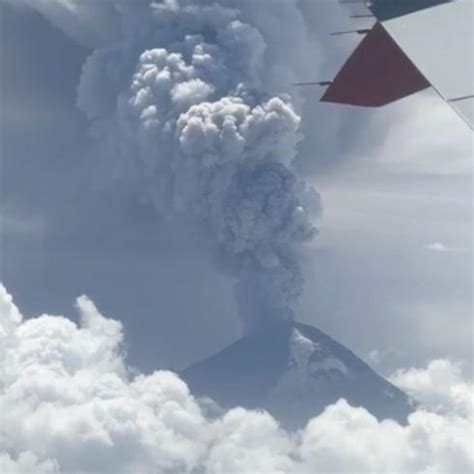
[
  {"left": 0, "top": 1, "right": 473, "bottom": 472},
  {"left": 1, "top": 0, "right": 471, "bottom": 375},
  {"left": 300, "top": 90, "right": 473, "bottom": 374}
]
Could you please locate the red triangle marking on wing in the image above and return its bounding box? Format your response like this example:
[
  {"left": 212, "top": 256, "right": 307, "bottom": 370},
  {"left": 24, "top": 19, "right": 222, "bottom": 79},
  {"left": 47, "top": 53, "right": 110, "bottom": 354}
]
[{"left": 321, "top": 22, "right": 430, "bottom": 107}]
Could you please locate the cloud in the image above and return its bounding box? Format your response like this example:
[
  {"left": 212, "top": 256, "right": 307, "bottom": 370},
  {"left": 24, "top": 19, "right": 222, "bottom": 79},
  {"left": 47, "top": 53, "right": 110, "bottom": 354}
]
[
  {"left": 390, "top": 359, "right": 473, "bottom": 418},
  {"left": 426, "top": 242, "right": 449, "bottom": 252},
  {"left": 1, "top": 284, "right": 472, "bottom": 473},
  {"left": 71, "top": 0, "right": 322, "bottom": 332},
  {"left": 1, "top": 2, "right": 471, "bottom": 470},
  {"left": 2, "top": 0, "right": 323, "bottom": 338},
  {"left": 0, "top": 0, "right": 120, "bottom": 48},
  {"left": 298, "top": 399, "right": 473, "bottom": 474},
  {"left": 425, "top": 242, "right": 468, "bottom": 254},
  {"left": 0, "top": 452, "right": 58, "bottom": 474},
  {"left": 0, "top": 284, "right": 207, "bottom": 473}
]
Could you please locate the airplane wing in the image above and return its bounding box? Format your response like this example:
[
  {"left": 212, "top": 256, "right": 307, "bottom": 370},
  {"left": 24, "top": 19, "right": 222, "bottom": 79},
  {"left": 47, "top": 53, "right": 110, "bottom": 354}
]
[{"left": 321, "top": 0, "right": 474, "bottom": 129}]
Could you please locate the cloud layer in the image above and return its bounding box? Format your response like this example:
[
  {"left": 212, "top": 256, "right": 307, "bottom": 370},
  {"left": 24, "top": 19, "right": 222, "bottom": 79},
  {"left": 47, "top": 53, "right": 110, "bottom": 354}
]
[{"left": 1, "top": 284, "right": 472, "bottom": 474}]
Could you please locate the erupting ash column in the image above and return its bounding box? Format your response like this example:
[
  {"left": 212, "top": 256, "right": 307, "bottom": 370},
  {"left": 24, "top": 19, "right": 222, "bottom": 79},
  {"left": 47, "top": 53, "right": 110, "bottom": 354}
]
[{"left": 77, "top": 0, "right": 320, "bottom": 332}]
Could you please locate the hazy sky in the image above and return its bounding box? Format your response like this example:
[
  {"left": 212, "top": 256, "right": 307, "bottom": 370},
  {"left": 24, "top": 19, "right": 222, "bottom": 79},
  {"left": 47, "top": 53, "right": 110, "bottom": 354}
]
[
  {"left": 0, "top": 0, "right": 472, "bottom": 377},
  {"left": 0, "top": 2, "right": 472, "bottom": 472}
]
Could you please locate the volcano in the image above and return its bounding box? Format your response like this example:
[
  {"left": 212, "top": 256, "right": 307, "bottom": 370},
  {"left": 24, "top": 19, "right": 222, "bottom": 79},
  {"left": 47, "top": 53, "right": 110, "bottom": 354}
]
[{"left": 182, "top": 322, "right": 413, "bottom": 428}]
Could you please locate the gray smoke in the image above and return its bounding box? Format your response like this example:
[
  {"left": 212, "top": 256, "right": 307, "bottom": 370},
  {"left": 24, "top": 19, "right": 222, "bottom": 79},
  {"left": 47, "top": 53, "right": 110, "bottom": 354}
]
[{"left": 73, "top": 0, "right": 320, "bottom": 332}]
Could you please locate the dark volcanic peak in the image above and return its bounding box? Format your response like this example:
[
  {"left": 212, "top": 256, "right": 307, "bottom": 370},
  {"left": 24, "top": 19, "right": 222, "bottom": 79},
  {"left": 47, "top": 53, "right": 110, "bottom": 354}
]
[{"left": 182, "top": 322, "right": 413, "bottom": 429}]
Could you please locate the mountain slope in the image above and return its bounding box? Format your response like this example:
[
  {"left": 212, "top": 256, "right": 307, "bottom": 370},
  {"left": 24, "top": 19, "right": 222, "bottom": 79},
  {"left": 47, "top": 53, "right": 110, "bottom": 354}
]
[{"left": 182, "top": 322, "right": 413, "bottom": 428}]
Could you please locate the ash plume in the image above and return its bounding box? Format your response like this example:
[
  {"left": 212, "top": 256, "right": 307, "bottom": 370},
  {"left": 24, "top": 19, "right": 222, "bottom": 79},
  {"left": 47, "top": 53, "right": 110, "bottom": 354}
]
[{"left": 75, "top": 0, "right": 320, "bottom": 332}]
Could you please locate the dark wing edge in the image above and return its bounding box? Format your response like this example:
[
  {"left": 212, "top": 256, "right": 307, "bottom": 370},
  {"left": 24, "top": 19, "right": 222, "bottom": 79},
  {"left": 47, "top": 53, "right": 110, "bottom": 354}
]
[{"left": 368, "top": 0, "right": 453, "bottom": 21}]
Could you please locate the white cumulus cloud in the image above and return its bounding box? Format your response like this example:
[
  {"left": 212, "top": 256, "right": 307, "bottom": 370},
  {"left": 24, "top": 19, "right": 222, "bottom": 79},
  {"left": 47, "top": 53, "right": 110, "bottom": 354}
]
[{"left": 1, "top": 283, "right": 472, "bottom": 474}]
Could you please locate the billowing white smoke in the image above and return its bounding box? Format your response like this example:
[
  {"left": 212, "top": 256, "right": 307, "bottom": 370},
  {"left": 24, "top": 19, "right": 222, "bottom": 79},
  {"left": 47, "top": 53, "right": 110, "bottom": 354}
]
[
  {"left": 1, "top": 284, "right": 473, "bottom": 474},
  {"left": 71, "top": 0, "right": 320, "bottom": 331}
]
